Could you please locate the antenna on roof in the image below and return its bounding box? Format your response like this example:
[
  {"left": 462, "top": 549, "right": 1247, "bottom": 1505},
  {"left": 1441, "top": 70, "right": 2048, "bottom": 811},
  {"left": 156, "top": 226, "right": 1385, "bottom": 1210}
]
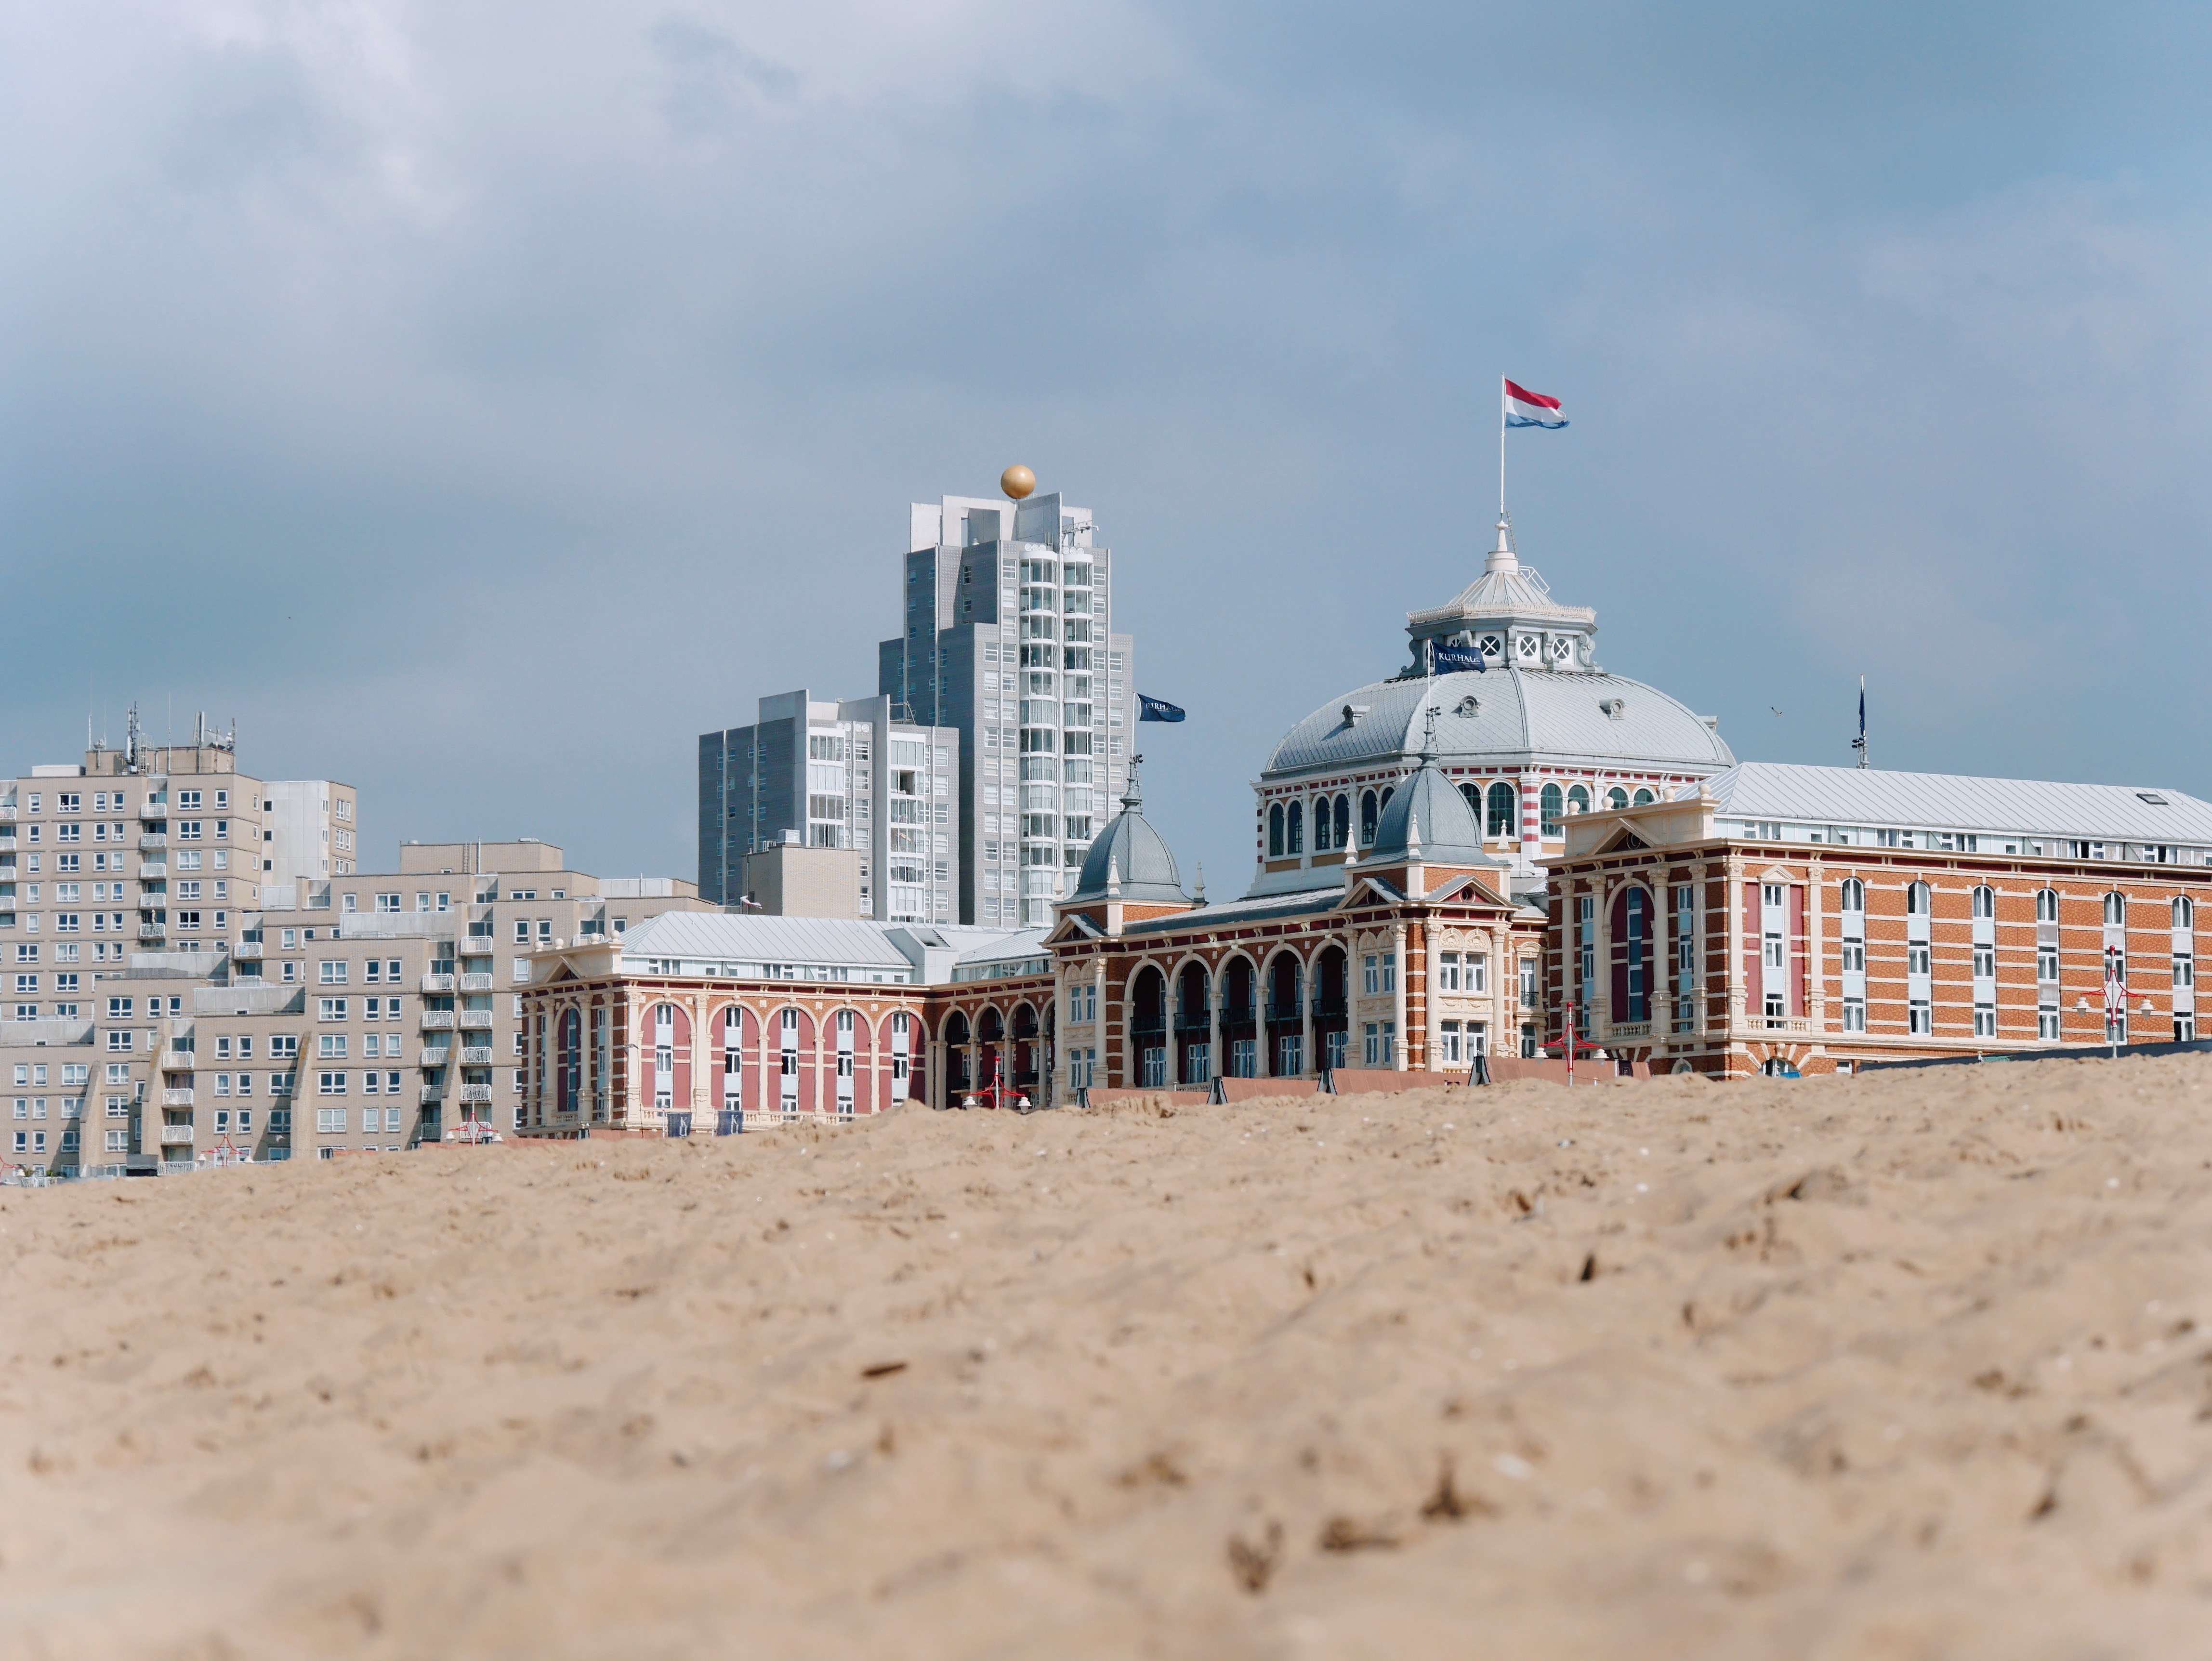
[{"left": 1851, "top": 675, "right": 1869, "bottom": 770}]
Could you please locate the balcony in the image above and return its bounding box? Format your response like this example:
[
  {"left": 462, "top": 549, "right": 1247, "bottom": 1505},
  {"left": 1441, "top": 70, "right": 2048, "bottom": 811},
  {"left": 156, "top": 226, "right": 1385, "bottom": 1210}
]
[
  {"left": 232, "top": 938, "right": 263, "bottom": 960},
  {"left": 458, "top": 1011, "right": 493, "bottom": 1032},
  {"left": 138, "top": 861, "right": 167, "bottom": 880},
  {"left": 157, "top": 1049, "right": 195, "bottom": 1073},
  {"left": 138, "top": 801, "right": 167, "bottom": 821},
  {"left": 337, "top": 914, "right": 456, "bottom": 942},
  {"left": 0, "top": 802, "right": 15, "bottom": 821},
  {"left": 158, "top": 1124, "right": 195, "bottom": 1146},
  {"left": 419, "top": 972, "right": 455, "bottom": 994},
  {"left": 460, "top": 1045, "right": 494, "bottom": 1066},
  {"left": 137, "top": 923, "right": 167, "bottom": 942},
  {"left": 138, "top": 833, "right": 166, "bottom": 851},
  {"left": 419, "top": 1045, "right": 451, "bottom": 1068},
  {"left": 459, "top": 972, "right": 494, "bottom": 993},
  {"left": 459, "top": 1084, "right": 494, "bottom": 1107},
  {"left": 419, "top": 1084, "right": 445, "bottom": 1106},
  {"left": 1760, "top": 1016, "right": 1814, "bottom": 1035},
  {"left": 420, "top": 1011, "right": 456, "bottom": 1032},
  {"left": 161, "top": 1089, "right": 194, "bottom": 1108},
  {"left": 1607, "top": 1022, "right": 1652, "bottom": 1041}
]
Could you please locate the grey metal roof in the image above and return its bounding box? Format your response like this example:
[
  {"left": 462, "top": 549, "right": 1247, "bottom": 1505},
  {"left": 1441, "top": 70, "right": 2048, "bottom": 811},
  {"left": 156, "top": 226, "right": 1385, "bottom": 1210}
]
[
  {"left": 1264, "top": 668, "right": 1735, "bottom": 778},
  {"left": 1686, "top": 763, "right": 2212, "bottom": 844},
  {"left": 1120, "top": 886, "right": 1344, "bottom": 936},
  {"left": 954, "top": 926, "right": 1049, "bottom": 966},
  {"left": 618, "top": 912, "right": 915, "bottom": 969}
]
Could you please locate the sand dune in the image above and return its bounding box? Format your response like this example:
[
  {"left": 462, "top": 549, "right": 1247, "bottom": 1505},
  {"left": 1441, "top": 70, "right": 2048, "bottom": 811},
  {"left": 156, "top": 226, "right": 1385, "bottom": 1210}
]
[{"left": 6, "top": 1055, "right": 2212, "bottom": 1659}]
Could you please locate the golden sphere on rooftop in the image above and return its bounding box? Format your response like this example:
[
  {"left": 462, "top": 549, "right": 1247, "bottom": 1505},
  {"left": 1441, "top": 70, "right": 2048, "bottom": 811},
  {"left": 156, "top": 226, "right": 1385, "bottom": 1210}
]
[{"left": 1000, "top": 464, "right": 1036, "bottom": 501}]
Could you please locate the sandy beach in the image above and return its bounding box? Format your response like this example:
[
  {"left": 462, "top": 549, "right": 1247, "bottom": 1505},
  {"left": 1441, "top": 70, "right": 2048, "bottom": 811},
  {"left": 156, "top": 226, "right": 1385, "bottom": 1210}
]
[{"left": 6, "top": 1055, "right": 2212, "bottom": 1659}]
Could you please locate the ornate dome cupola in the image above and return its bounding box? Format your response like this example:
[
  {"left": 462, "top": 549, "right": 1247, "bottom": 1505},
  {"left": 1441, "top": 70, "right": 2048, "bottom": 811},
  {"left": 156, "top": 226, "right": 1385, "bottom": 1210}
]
[
  {"left": 1067, "top": 757, "right": 1188, "bottom": 906},
  {"left": 1403, "top": 513, "right": 1600, "bottom": 676}
]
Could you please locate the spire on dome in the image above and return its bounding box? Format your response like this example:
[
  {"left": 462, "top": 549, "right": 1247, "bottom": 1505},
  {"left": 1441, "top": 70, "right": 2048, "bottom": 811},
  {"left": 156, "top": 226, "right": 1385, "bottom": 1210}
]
[
  {"left": 1120, "top": 753, "right": 1144, "bottom": 812},
  {"left": 1485, "top": 512, "right": 1519, "bottom": 575}
]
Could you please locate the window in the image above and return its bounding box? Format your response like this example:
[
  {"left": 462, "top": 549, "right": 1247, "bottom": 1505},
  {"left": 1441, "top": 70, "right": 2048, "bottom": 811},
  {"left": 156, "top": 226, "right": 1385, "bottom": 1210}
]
[
  {"left": 1438, "top": 1020, "right": 1462, "bottom": 1065},
  {"left": 317, "top": 998, "right": 348, "bottom": 1020},
  {"left": 1359, "top": 790, "right": 1379, "bottom": 847},
  {"left": 1437, "top": 951, "right": 1461, "bottom": 992},
  {"left": 1606, "top": 787, "right": 1629, "bottom": 809},
  {"left": 1974, "top": 946, "right": 1995, "bottom": 979},
  {"left": 1907, "top": 882, "right": 1930, "bottom": 916},
  {"left": 1908, "top": 944, "right": 1931, "bottom": 976},
  {"left": 2037, "top": 888, "right": 2059, "bottom": 923},
  {"left": 2038, "top": 946, "right": 2059, "bottom": 982},
  {"left": 375, "top": 893, "right": 400, "bottom": 913},
  {"left": 1486, "top": 782, "right": 1516, "bottom": 840},
  {"left": 1974, "top": 1004, "right": 1997, "bottom": 1037},
  {"left": 1566, "top": 785, "right": 1589, "bottom": 816},
  {"left": 1267, "top": 803, "right": 1283, "bottom": 858},
  {"left": 1363, "top": 954, "right": 1379, "bottom": 995},
  {"left": 1909, "top": 999, "right": 1932, "bottom": 1035},
  {"left": 1842, "top": 997, "right": 1865, "bottom": 1032},
  {"left": 1972, "top": 884, "right": 1995, "bottom": 919},
  {"left": 1361, "top": 1022, "right": 1395, "bottom": 1066},
  {"left": 2105, "top": 891, "right": 2127, "bottom": 927},
  {"left": 317, "top": 1071, "right": 348, "bottom": 1094},
  {"left": 1539, "top": 783, "right": 1563, "bottom": 837},
  {"left": 318, "top": 960, "right": 348, "bottom": 984},
  {"left": 1840, "top": 878, "right": 1864, "bottom": 912}
]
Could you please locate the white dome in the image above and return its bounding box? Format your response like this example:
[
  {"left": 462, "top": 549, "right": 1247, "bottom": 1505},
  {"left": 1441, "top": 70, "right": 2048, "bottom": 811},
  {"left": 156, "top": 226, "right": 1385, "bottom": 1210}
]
[{"left": 1264, "top": 668, "right": 1735, "bottom": 781}]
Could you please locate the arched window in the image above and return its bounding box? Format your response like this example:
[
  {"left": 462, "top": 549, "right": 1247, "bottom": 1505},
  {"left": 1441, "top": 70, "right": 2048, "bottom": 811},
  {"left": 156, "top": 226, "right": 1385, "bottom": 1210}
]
[
  {"left": 1907, "top": 881, "right": 1930, "bottom": 916},
  {"left": 2176, "top": 896, "right": 2195, "bottom": 929},
  {"left": 1606, "top": 787, "right": 1629, "bottom": 810},
  {"left": 1268, "top": 802, "right": 1284, "bottom": 858},
  {"left": 1360, "top": 789, "right": 1379, "bottom": 846},
  {"left": 2105, "top": 891, "right": 2127, "bottom": 926},
  {"left": 2036, "top": 888, "right": 2058, "bottom": 923},
  {"left": 1334, "top": 794, "right": 1350, "bottom": 850},
  {"left": 1309, "top": 797, "right": 1330, "bottom": 852},
  {"left": 1379, "top": 786, "right": 1394, "bottom": 820},
  {"left": 1540, "top": 783, "right": 1563, "bottom": 836},
  {"left": 1287, "top": 800, "right": 1304, "bottom": 855},
  {"left": 1486, "top": 781, "right": 1517, "bottom": 839},
  {"left": 557, "top": 1008, "right": 581, "bottom": 1117},
  {"left": 1567, "top": 785, "right": 1590, "bottom": 816},
  {"left": 1632, "top": 788, "right": 1655, "bottom": 806},
  {"left": 1459, "top": 781, "right": 1480, "bottom": 817},
  {"left": 1840, "top": 878, "right": 1864, "bottom": 911},
  {"left": 1972, "top": 884, "right": 1995, "bottom": 919}
]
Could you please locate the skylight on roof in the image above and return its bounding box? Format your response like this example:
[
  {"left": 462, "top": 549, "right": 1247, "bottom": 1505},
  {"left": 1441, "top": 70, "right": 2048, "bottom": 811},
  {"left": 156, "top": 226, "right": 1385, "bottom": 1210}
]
[{"left": 2138, "top": 792, "right": 2170, "bottom": 805}]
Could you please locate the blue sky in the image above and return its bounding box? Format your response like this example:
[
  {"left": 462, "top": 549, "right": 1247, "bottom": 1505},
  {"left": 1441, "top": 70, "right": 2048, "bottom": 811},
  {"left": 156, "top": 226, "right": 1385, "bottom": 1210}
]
[{"left": 4, "top": 2, "right": 2210, "bottom": 893}]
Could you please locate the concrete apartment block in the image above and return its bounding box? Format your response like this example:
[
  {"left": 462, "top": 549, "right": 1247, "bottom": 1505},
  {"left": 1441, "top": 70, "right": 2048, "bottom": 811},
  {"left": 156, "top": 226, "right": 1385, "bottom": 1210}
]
[
  {"left": 698, "top": 692, "right": 960, "bottom": 925},
  {"left": 739, "top": 844, "right": 863, "bottom": 919}
]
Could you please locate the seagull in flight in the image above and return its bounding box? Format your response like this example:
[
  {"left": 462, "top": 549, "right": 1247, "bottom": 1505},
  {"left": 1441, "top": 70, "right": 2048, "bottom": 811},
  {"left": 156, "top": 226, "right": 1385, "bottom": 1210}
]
[{"left": 1770, "top": 706, "right": 1784, "bottom": 717}]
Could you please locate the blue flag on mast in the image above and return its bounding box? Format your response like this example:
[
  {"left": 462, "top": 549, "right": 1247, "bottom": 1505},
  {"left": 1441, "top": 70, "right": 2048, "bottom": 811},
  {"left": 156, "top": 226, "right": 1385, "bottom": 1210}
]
[
  {"left": 1431, "top": 642, "right": 1486, "bottom": 675},
  {"left": 1138, "top": 694, "right": 1185, "bottom": 723}
]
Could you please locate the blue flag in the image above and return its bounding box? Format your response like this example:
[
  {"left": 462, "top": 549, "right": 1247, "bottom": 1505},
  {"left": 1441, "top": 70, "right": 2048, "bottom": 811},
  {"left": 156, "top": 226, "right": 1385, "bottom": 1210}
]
[
  {"left": 1431, "top": 642, "right": 1486, "bottom": 675},
  {"left": 1138, "top": 694, "right": 1186, "bottom": 723}
]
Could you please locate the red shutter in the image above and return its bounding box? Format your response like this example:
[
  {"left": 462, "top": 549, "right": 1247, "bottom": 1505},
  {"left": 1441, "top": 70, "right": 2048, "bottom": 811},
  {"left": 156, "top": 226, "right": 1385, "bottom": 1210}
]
[{"left": 1743, "top": 882, "right": 1762, "bottom": 1010}]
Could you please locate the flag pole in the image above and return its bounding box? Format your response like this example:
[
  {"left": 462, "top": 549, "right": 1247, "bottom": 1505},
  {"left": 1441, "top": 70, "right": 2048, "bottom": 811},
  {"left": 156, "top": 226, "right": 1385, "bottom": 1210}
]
[{"left": 1499, "top": 374, "right": 1507, "bottom": 519}]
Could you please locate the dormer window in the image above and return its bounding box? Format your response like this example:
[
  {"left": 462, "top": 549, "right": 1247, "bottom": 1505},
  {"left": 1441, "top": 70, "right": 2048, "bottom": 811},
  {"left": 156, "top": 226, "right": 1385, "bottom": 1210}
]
[
  {"left": 1476, "top": 633, "right": 1503, "bottom": 658},
  {"left": 1548, "top": 637, "right": 1573, "bottom": 663},
  {"left": 1515, "top": 635, "right": 1539, "bottom": 660}
]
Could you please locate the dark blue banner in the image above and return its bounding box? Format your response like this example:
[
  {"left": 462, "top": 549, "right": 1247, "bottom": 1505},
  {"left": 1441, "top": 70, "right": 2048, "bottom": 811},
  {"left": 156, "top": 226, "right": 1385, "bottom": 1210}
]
[
  {"left": 1431, "top": 643, "right": 1487, "bottom": 675},
  {"left": 1138, "top": 694, "right": 1186, "bottom": 723}
]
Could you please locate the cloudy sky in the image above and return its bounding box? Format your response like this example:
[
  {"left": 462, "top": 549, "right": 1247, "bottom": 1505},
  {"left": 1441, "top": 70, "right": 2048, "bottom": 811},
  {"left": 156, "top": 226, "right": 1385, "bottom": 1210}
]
[{"left": 5, "top": 2, "right": 2211, "bottom": 891}]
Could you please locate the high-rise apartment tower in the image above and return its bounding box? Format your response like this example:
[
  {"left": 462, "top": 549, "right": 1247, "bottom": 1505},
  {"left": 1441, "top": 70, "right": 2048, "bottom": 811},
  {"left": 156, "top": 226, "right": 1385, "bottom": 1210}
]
[{"left": 878, "top": 489, "right": 1136, "bottom": 926}]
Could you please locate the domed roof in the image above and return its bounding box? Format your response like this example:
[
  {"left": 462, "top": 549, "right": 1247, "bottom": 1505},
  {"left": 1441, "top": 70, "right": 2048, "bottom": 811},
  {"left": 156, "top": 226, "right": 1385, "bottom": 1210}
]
[
  {"left": 1362, "top": 716, "right": 1504, "bottom": 871},
  {"left": 1264, "top": 668, "right": 1734, "bottom": 780},
  {"left": 1068, "top": 761, "right": 1187, "bottom": 905}
]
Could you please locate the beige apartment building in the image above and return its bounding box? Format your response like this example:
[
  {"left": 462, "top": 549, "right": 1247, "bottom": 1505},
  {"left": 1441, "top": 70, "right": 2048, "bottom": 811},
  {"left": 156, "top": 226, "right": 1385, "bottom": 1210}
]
[{"left": 2, "top": 810, "right": 715, "bottom": 1174}]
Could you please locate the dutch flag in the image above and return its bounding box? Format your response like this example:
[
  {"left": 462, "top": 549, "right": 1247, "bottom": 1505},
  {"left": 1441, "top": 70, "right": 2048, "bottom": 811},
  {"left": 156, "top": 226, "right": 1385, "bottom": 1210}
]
[{"left": 1503, "top": 379, "right": 1567, "bottom": 429}]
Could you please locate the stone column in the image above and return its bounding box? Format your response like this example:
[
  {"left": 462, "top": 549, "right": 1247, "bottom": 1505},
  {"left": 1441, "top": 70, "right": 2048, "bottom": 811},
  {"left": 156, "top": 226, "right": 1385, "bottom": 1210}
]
[
  {"left": 1207, "top": 957, "right": 1223, "bottom": 1086},
  {"left": 1093, "top": 955, "right": 1107, "bottom": 1094},
  {"left": 1655, "top": 869, "right": 1675, "bottom": 1040},
  {"left": 1391, "top": 922, "right": 1409, "bottom": 1070},
  {"left": 1299, "top": 951, "right": 1314, "bottom": 1079},
  {"left": 1807, "top": 853, "right": 1827, "bottom": 1029},
  {"left": 1593, "top": 881, "right": 1614, "bottom": 1046},
  {"left": 1725, "top": 855, "right": 1746, "bottom": 1035}
]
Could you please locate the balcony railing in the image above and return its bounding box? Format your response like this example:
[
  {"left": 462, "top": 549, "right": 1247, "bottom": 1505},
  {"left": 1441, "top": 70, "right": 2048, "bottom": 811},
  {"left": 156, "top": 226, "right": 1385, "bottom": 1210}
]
[
  {"left": 1608, "top": 1022, "right": 1652, "bottom": 1041},
  {"left": 1310, "top": 998, "right": 1348, "bottom": 1019},
  {"left": 137, "top": 833, "right": 166, "bottom": 852},
  {"left": 419, "top": 1085, "right": 444, "bottom": 1106},
  {"left": 137, "top": 923, "right": 166, "bottom": 941},
  {"left": 157, "top": 1049, "right": 194, "bottom": 1073},
  {"left": 138, "top": 861, "right": 167, "bottom": 880},
  {"left": 1762, "top": 1016, "right": 1814, "bottom": 1035},
  {"left": 158, "top": 1124, "right": 195, "bottom": 1146},
  {"left": 420, "top": 973, "right": 455, "bottom": 994},
  {"left": 460, "top": 1046, "right": 494, "bottom": 1066},
  {"left": 138, "top": 801, "right": 167, "bottom": 821},
  {"left": 420, "top": 1011, "right": 456, "bottom": 1031},
  {"left": 1264, "top": 1002, "right": 1303, "bottom": 1024},
  {"left": 458, "top": 1011, "right": 493, "bottom": 1031},
  {"left": 419, "top": 1046, "right": 451, "bottom": 1068},
  {"left": 459, "top": 972, "right": 494, "bottom": 993},
  {"left": 232, "top": 938, "right": 262, "bottom": 959},
  {"left": 0, "top": 802, "right": 15, "bottom": 821},
  {"left": 161, "top": 1089, "right": 194, "bottom": 1108},
  {"left": 458, "top": 1084, "right": 494, "bottom": 1106}
]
